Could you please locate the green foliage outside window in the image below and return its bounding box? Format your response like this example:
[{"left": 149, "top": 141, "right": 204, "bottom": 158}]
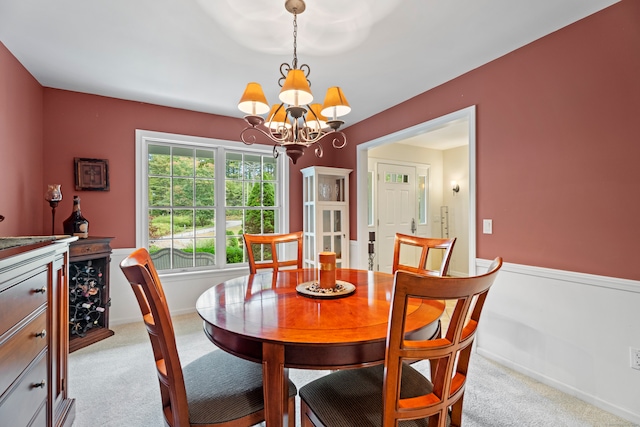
[{"left": 147, "top": 143, "right": 279, "bottom": 270}]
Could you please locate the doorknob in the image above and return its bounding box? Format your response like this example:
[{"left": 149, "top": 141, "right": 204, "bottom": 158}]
[{"left": 411, "top": 218, "right": 416, "bottom": 234}]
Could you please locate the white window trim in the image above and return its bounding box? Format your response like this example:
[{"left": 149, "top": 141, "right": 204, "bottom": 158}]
[{"left": 135, "top": 129, "right": 290, "bottom": 275}]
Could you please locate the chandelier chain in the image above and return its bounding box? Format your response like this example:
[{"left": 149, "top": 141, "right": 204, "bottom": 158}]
[{"left": 292, "top": 12, "right": 298, "bottom": 69}]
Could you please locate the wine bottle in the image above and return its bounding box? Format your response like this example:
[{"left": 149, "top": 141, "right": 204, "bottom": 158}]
[{"left": 63, "top": 195, "right": 89, "bottom": 238}]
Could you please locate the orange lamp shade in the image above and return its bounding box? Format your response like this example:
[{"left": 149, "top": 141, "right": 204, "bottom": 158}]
[
  {"left": 238, "top": 82, "right": 270, "bottom": 115},
  {"left": 321, "top": 86, "right": 351, "bottom": 119},
  {"left": 267, "top": 104, "right": 292, "bottom": 130},
  {"left": 306, "top": 103, "right": 328, "bottom": 131},
  {"left": 279, "top": 69, "right": 313, "bottom": 106}
]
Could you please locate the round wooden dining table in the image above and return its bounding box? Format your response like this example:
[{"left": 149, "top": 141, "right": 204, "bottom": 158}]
[{"left": 195, "top": 268, "right": 445, "bottom": 427}]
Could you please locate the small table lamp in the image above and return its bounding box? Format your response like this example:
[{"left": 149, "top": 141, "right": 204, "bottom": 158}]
[{"left": 44, "top": 184, "right": 63, "bottom": 235}]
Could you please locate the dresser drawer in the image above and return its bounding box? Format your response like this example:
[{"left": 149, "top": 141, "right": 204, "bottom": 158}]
[
  {"left": 0, "top": 310, "right": 48, "bottom": 396},
  {"left": 0, "top": 270, "right": 48, "bottom": 337},
  {"left": 70, "top": 239, "right": 111, "bottom": 258},
  {"left": 0, "top": 352, "right": 48, "bottom": 427}
]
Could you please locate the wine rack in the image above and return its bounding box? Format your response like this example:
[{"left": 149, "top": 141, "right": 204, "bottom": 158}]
[{"left": 68, "top": 237, "right": 114, "bottom": 352}]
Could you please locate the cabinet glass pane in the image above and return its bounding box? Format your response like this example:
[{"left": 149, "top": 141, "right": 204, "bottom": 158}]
[
  {"left": 309, "top": 236, "right": 315, "bottom": 259},
  {"left": 334, "top": 235, "right": 342, "bottom": 259},
  {"left": 304, "top": 177, "right": 310, "bottom": 202},
  {"left": 323, "top": 236, "right": 331, "bottom": 252},
  {"left": 334, "top": 210, "right": 342, "bottom": 232},
  {"left": 322, "top": 210, "right": 331, "bottom": 232},
  {"left": 309, "top": 208, "right": 314, "bottom": 233},
  {"left": 308, "top": 176, "right": 315, "bottom": 202}
]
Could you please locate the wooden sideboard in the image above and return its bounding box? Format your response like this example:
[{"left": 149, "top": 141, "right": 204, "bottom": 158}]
[
  {"left": 68, "top": 237, "right": 114, "bottom": 353},
  {"left": 0, "top": 237, "right": 76, "bottom": 427}
]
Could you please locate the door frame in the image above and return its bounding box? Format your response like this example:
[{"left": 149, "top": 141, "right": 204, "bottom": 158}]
[{"left": 356, "top": 105, "right": 477, "bottom": 274}]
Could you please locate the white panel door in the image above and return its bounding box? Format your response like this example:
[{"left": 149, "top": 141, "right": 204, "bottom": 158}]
[{"left": 377, "top": 163, "right": 416, "bottom": 273}]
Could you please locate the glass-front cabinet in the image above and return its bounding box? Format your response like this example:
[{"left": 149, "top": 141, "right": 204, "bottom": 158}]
[{"left": 301, "top": 166, "right": 351, "bottom": 269}]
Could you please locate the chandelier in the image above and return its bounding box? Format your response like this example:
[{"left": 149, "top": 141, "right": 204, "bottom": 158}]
[{"left": 237, "top": 0, "right": 351, "bottom": 164}]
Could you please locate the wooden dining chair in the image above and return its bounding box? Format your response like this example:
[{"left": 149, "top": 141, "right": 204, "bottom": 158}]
[
  {"left": 392, "top": 233, "right": 456, "bottom": 277},
  {"left": 243, "top": 231, "right": 303, "bottom": 274},
  {"left": 299, "top": 258, "right": 503, "bottom": 427},
  {"left": 119, "top": 248, "right": 297, "bottom": 427},
  {"left": 393, "top": 233, "right": 456, "bottom": 343}
]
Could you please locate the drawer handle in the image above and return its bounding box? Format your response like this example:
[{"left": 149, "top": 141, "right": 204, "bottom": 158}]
[
  {"left": 33, "top": 380, "right": 46, "bottom": 389},
  {"left": 35, "top": 329, "right": 47, "bottom": 339},
  {"left": 34, "top": 287, "right": 47, "bottom": 294}
]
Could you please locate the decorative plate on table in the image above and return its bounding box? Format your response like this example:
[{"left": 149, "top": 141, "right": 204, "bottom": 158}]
[{"left": 296, "top": 280, "right": 356, "bottom": 299}]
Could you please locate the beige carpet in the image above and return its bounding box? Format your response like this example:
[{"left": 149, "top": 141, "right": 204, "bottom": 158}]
[{"left": 68, "top": 313, "right": 635, "bottom": 427}]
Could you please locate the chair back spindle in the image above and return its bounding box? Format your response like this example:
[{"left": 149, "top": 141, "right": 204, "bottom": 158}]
[
  {"left": 392, "top": 233, "right": 456, "bottom": 277},
  {"left": 243, "top": 231, "right": 303, "bottom": 274}
]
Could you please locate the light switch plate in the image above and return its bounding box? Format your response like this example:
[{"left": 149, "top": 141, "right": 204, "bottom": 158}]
[{"left": 483, "top": 219, "right": 493, "bottom": 234}]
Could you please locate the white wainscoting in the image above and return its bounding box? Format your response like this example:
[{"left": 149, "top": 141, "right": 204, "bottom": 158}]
[
  {"left": 475, "top": 259, "right": 640, "bottom": 424},
  {"left": 109, "top": 248, "right": 639, "bottom": 424},
  {"left": 349, "top": 240, "right": 363, "bottom": 270}
]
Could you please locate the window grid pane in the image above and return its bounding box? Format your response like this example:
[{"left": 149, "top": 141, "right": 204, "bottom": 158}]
[
  {"left": 224, "top": 152, "right": 281, "bottom": 267},
  {"left": 144, "top": 138, "right": 283, "bottom": 272},
  {"left": 148, "top": 144, "right": 217, "bottom": 270}
]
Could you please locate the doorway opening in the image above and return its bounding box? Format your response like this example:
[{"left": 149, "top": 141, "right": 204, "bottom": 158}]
[{"left": 356, "top": 105, "right": 476, "bottom": 275}]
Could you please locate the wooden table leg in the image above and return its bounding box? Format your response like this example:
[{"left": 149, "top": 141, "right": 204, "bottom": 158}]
[{"left": 262, "top": 342, "right": 289, "bottom": 427}]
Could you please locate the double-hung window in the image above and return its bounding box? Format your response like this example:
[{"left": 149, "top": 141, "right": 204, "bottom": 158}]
[{"left": 136, "top": 130, "right": 288, "bottom": 272}]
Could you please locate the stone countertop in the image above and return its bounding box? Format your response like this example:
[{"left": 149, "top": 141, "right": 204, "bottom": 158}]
[{"left": 0, "top": 235, "right": 72, "bottom": 250}]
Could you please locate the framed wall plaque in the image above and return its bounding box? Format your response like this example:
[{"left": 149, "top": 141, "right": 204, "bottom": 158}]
[{"left": 74, "top": 158, "right": 110, "bottom": 191}]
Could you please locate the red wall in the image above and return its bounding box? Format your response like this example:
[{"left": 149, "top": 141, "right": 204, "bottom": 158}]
[
  {"left": 343, "top": 0, "right": 640, "bottom": 280},
  {"left": 42, "top": 90, "right": 257, "bottom": 247},
  {"left": 0, "top": 42, "right": 45, "bottom": 236}
]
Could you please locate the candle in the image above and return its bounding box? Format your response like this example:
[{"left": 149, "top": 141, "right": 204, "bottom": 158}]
[{"left": 318, "top": 252, "right": 336, "bottom": 289}]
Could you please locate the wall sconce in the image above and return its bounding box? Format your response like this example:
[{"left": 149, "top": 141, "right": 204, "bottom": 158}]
[{"left": 451, "top": 180, "right": 460, "bottom": 195}]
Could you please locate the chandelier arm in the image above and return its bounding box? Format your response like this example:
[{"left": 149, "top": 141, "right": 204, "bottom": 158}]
[
  {"left": 330, "top": 131, "right": 347, "bottom": 149},
  {"left": 279, "top": 63, "right": 292, "bottom": 87},
  {"left": 240, "top": 124, "right": 290, "bottom": 145},
  {"left": 314, "top": 143, "right": 324, "bottom": 158},
  {"left": 307, "top": 129, "right": 347, "bottom": 149},
  {"left": 240, "top": 127, "right": 257, "bottom": 145},
  {"left": 296, "top": 126, "right": 322, "bottom": 145},
  {"left": 266, "top": 103, "right": 291, "bottom": 142}
]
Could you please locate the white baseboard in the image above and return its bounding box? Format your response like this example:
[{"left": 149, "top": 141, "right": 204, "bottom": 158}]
[{"left": 477, "top": 348, "right": 640, "bottom": 425}]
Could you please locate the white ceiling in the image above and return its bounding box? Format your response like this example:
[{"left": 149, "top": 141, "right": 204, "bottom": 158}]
[{"left": 0, "top": 0, "right": 618, "bottom": 131}]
